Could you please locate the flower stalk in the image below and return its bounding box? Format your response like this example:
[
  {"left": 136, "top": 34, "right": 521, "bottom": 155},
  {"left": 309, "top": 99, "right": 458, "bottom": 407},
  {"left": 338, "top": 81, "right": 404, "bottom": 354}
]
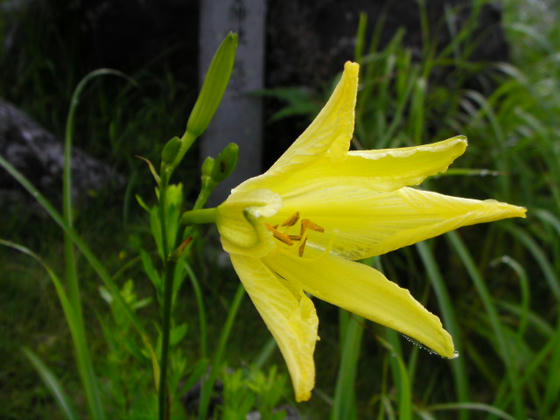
[{"left": 181, "top": 208, "right": 218, "bottom": 225}]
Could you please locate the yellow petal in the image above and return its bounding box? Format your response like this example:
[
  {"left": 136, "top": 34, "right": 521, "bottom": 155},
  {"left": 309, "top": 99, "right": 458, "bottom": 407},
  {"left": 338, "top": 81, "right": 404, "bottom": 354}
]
[
  {"left": 217, "top": 189, "right": 282, "bottom": 258},
  {"left": 234, "top": 61, "right": 359, "bottom": 193},
  {"left": 261, "top": 136, "right": 468, "bottom": 196},
  {"left": 275, "top": 186, "right": 526, "bottom": 260},
  {"left": 264, "top": 248, "right": 455, "bottom": 358},
  {"left": 230, "top": 254, "right": 318, "bottom": 401}
]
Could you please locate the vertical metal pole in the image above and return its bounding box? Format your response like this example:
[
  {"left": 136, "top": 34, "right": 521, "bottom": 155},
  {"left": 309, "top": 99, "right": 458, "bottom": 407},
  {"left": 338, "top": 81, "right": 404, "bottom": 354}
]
[{"left": 199, "top": 0, "right": 265, "bottom": 203}]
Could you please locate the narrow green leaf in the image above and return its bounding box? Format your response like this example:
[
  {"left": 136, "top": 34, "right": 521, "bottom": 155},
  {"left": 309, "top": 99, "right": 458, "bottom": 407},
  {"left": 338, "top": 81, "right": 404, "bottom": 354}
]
[
  {"left": 505, "top": 224, "right": 560, "bottom": 300},
  {"left": 424, "top": 402, "right": 516, "bottom": 420},
  {"left": 331, "top": 312, "right": 363, "bottom": 420},
  {"left": 198, "top": 284, "right": 245, "bottom": 420},
  {"left": 182, "top": 261, "right": 208, "bottom": 359},
  {"left": 416, "top": 241, "right": 470, "bottom": 418},
  {"left": 446, "top": 231, "right": 525, "bottom": 418},
  {"left": 0, "top": 155, "right": 148, "bottom": 339},
  {"left": 22, "top": 348, "right": 79, "bottom": 420}
]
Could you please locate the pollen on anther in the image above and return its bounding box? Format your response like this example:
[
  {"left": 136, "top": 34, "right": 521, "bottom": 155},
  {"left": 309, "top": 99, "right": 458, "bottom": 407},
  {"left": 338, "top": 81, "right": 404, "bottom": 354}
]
[
  {"left": 265, "top": 223, "right": 293, "bottom": 245},
  {"left": 281, "top": 212, "right": 300, "bottom": 227},
  {"left": 300, "top": 219, "right": 325, "bottom": 235}
]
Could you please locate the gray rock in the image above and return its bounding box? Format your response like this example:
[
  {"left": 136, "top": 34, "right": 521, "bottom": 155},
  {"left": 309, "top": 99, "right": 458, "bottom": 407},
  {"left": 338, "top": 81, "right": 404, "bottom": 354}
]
[{"left": 0, "top": 99, "right": 125, "bottom": 204}]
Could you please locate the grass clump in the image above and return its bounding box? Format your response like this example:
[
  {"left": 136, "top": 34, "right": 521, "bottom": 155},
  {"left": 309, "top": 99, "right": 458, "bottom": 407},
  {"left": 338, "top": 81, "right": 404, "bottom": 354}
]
[{"left": 1, "top": 0, "right": 560, "bottom": 418}]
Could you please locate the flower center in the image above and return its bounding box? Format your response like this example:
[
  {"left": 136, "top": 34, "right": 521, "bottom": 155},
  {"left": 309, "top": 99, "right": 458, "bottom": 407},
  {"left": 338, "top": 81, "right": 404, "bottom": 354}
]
[{"left": 264, "top": 212, "right": 324, "bottom": 257}]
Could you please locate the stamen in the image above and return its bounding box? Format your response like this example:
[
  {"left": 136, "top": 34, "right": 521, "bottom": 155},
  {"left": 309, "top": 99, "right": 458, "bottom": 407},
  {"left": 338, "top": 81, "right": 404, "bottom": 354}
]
[
  {"left": 298, "top": 237, "right": 308, "bottom": 257},
  {"left": 300, "top": 219, "right": 325, "bottom": 235},
  {"left": 266, "top": 214, "right": 325, "bottom": 257},
  {"left": 281, "top": 211, "right": 300, "bottom": 227},
  {"left": 265, "top": 223, "right": 293, "bottom": 245}
]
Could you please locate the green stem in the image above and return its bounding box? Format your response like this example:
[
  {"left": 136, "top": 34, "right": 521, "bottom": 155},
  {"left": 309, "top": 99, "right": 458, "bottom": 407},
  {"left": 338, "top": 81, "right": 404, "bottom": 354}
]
[
  {"left": 181, "top": 208, "right": 217, "bottom": 225},
  {"left": 158, "top": 176, "right": 173, "bottom": 420},
  {"left": 167, "top": 130, "right": 198, "bottom": 179}
]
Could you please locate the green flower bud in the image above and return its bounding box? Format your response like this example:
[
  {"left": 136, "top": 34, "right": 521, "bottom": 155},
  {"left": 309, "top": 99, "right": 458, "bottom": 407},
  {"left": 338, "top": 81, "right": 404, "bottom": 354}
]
[
  {"left": 211, "top": 142, "right": 239, "bottom": 182},
  {"left": 201, "top": 156, "right": 216, "bottom": 189},
  {"left": 201, "top": 156, "right": 215, "bottom": 178},
  {"left": 186, "top": 32, "right": 238, "bottom": 137}
]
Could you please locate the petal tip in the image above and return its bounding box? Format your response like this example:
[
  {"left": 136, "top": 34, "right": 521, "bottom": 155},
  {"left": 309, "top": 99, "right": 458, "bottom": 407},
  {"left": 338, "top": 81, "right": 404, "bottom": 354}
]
[
  {"left": 454, "top": 134, "right": 468, "bottom": 148},
  {"left": 438, "top": 329, "right": 457, "bottom": 359},
  {"left": 295, "top": 390, "right": 312, "bottom": 403},
  {"left": 343, "top": 62, "right": 360, "bottom": 81}
]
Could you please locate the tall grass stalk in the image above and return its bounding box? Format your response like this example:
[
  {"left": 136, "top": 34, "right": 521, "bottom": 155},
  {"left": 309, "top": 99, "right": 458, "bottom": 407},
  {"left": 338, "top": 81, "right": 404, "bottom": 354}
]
[
  {"left": 446, "top": 231, "right": 524, "bottom": 418},
  {"left": 331, "top": 311, "right": 363, "bottom": 420},
  {"left": 198, "top": 285, "right": 245, "bottom": 420},
  {"left": 416, "top": 241, "right": 469, "bottom": 419},
  {"left": 0, "top": 135, "right": 149, "bottom": 419}
]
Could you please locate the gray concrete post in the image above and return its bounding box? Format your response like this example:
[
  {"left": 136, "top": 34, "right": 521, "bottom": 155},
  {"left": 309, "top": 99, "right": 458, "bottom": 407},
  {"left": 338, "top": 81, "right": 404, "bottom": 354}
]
[{"left": 199, "top": 0, "right": 265, "bottom": 204}]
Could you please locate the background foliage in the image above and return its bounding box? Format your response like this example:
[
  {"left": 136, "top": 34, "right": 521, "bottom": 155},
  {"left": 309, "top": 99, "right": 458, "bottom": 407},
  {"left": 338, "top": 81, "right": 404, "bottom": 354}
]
[{"left": 1, "top": 0, "right": 559, "bottom": 418}]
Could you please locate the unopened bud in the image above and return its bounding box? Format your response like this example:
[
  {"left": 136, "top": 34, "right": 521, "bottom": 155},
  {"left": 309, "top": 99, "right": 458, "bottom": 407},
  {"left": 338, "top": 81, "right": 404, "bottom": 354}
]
[
  {"left": 186, "top": 32, "right": 237, "bottom": 137},
  {"left": 212, "top": 142, "right": 239, "bottom": 182}
]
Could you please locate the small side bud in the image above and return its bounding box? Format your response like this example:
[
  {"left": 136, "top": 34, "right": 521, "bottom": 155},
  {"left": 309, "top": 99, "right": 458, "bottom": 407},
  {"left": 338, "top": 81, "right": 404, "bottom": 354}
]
[
  {"left": 186, "top": 32, "right": 238, "bottom": 137},
  {"left": 201, "top": 156, "right": 215, "bottom": 178},
  {"left": 212, "top": 142, "right": 239, "bottom": 183},
  {"left": 201, "top": 156, "right": 216, "bottom": 190}
]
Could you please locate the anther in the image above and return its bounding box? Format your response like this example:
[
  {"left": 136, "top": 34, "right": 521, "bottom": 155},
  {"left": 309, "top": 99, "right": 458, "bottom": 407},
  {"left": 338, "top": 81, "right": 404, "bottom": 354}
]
[
  {"left": 300, "top": 219, "right": 325, "bottom": 236},
  {"left": 265, "top": 223, "right": 293, "bottom": 245},
  {"left": 281, "top": 211, "right": 300, "bottom": 227}
]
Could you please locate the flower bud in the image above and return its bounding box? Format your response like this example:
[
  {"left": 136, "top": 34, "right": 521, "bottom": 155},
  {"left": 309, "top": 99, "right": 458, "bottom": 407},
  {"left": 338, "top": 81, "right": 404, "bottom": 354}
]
[
  {"left": 201, "top": 156, "right": 216, "bottom": 190},
  {"left": 212, "top": 142, "right": 239, "bottom": 183},
  {"left": 186, "top": 32, "right": 238, "bottom": 137}
]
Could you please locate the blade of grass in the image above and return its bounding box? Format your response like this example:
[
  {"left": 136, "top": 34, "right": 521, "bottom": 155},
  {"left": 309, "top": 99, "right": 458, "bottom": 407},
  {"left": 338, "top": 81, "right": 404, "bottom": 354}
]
[
  {"left": 354, "top": 12, "right": 367, "bottom": 64},
  {"left": 22, "top": 347, "right": 79, "bottom": 420},
  {"left": 542, "top": 312, "right": 560, "bottom": 417},
  {"left": 491, "top": 256, "right": 530, "bottom": 338},
  {"left": 380, "top": 331, "right": 411, "bottom": 420},
  {"left": 416, "top": 241, "right": 469, "bottom": 418},
  {"left": 446, "top": 231, "right": 524, "bottom": 418},
  {"left": 198, "top": 284, "right": 245, "bottom": 420},
  {"left": 331, "top": 311, "right": 363, "bottom": 420},
  {"left": 0, "top": 155, "right": 148, "bottom": 339},
  {"left": 377, "top": 65, "right": 420, "bottom": 148},
  {"left": 505, "top": 224, "right": 560, "bottom": 300},
  {"left": 253, "top": 337, "right": 277, "bottom": 370},
  {"left": 1, "top": 239, "right": 99, "bottom": 419},
  {"left": 181, "top": 260, "right": 207, "bottom": 359},
  {"left": 63, "top": 68, "right": 131, "bottom": 322},
  {"left": 61, "top": 68, "right": 131, "bottom": 420},
  {"left": 424, "top": 402, "right": 515, "bottom": 420}
]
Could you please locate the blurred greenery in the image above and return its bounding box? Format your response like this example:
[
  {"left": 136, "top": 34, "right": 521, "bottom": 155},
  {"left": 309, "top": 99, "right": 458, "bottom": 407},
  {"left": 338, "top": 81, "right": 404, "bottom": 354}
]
[{"left": 2, "top": 0, "right": 560, "bottom": 418}]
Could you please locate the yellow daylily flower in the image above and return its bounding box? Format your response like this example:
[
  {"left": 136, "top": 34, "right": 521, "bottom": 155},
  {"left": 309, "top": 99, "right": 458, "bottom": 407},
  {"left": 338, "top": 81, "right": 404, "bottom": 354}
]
[{"left": 215, "top": 61, "right": 526, "bottom": 402}]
